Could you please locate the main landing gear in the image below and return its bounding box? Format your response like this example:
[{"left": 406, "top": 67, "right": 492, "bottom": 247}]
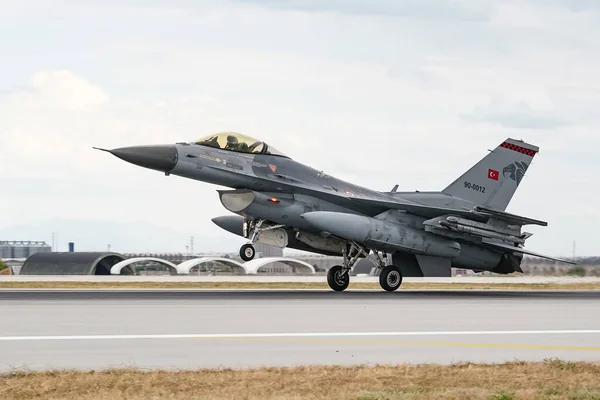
[
  {"left": 327, "top": 265, "right": 349, "bottom": 291},
  {"left": 326, "top": 241, "right": 403, "bottom": 292},
  {"left": 379, "top": 265, "right": 403, "bottom": 292},
  {"left": 238, "top": 218, "right": 285, "bottom": 262}
]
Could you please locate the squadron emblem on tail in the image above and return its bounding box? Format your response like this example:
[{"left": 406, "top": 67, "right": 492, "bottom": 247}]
[{"left": 502, "top": 161, "right": 529, "bottom": 185}]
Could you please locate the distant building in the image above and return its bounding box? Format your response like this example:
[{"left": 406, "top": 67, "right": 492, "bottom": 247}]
[{"left": 0, "top": 241, "right": 51, "bottom": 259}]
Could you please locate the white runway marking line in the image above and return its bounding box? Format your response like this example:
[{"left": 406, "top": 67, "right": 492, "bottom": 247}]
[{"left": 0, "top": 330, "right": 599, "bottom": 341}]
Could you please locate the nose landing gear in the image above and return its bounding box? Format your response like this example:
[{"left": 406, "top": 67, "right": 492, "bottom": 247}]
[
  {"left": 239, "top": 218, "right": 285, "bottom": 262},
  {"left": 239, "top": 243, "right": 256, "bottom": 261}
]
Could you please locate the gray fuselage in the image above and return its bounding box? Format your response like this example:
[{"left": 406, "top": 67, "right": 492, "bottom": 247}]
[{"left": 169, "top": 143, "right": 507, "bottom": 273}]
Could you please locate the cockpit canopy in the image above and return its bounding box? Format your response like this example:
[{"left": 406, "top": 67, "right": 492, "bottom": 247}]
[{"left": 193, "top": 132, "right": 287, "bottom": 157}]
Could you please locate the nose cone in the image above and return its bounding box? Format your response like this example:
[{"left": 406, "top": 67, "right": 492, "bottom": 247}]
[{"left": 108, "top": 145, "right": 178, "bottom": 173}]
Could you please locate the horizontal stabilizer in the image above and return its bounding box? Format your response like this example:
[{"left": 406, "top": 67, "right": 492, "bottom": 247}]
[
  {"left": 474, "top": 206, "right": 547, "bottom": 227},
  {"left": 481, "top": 238, "right": 576, "bottom": 264}
]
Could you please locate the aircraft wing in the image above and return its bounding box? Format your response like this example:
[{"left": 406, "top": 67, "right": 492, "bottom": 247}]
[
  {"left": 347, "top": 197, "right": 487, "bottom": 221},
  {"left": 348, "top": 196, "right": 572, "bottom": 263},
  {"left": 481, "top": 238, "right": 576, "bottom": 264},
  {"left": 347, "top": 197, "right": 547, "bottom": 226}
]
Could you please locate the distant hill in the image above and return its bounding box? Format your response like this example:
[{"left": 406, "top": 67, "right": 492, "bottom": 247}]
[{"left": 0, "top": 218, "right": 244, "bottom": 254}]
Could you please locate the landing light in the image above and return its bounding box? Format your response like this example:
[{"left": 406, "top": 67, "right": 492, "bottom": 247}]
[{"left": 269, "top": 197, "right": 280, "bottom": 203}]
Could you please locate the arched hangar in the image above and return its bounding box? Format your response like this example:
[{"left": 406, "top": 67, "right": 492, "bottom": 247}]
[
  {"left": 243, "top": 257, "right": 316, "bottom": 275},
  {"left": 19, "top": 253, "right": 317, "bottom": 276},
  {"left": 19, "top": 252, "right": 125, "bottom": 275},
  {"left": 176, "top": 257, "right": 246, "bottom": 275},
  {"left": 110, "top": 257, "right": 179, "bottom": 275}
]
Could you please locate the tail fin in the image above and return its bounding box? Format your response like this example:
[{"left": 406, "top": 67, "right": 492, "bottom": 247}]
[{"left": 442, "top": 138, "right": 539, "bottom": 211}]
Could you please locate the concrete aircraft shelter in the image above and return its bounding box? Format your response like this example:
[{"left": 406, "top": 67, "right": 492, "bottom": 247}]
[
  {"left": 243, "top": 257, "right": 316, "bottom": 275},
  {"left": 18, "top": 252, "right": 317, "bottom": 275},
  {"left": 176, "top": 257, "right": 247, "bottom": 275},
  {"left": 110, "top": 257, "right": 179, "bottom": 275},
  {"left": 19, "top": 252, "right": 125, "bottom": 275}
]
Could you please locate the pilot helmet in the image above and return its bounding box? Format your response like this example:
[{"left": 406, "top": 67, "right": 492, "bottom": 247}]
[{"left": 227, "top": 135, "right": 238, "bottom": 144}]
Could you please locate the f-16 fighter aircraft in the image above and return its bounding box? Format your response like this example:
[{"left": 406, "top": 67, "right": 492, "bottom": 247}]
[{"left": 96, "top": 132, "right": 573, "bottom": 292}]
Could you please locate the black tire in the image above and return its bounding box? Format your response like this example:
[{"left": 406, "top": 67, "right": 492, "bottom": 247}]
[
  {"left": 379, "top": 265, "right": 402, "bottom": 292},
  {"left": 327, "top": 265, "right": 349, "bottom": 291},
  {"left": 240, "top": 244, "right": 255, "bottom": 261}
]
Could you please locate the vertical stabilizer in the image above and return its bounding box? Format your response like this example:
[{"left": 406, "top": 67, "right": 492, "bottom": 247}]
[{"left": 442, "top": 138, "right": 538, "bottom": 211}]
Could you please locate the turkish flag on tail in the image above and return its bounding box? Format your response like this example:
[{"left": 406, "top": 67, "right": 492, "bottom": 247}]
[{"left": 488, "top": 168, "right": 499, "bottom": 181}]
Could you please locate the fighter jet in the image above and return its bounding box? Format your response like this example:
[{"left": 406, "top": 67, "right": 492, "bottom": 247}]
[{"left": 96, "top": 132, "right": 574, "bottom": 292}]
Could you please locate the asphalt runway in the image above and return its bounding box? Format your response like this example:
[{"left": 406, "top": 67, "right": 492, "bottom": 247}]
[{"left": 1, "top": 289, "right": 599, "bottom": 371}]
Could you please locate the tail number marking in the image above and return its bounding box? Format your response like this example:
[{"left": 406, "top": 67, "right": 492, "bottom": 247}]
[{"left": 464, "top": 181, "right": 486, "bottom": 193}]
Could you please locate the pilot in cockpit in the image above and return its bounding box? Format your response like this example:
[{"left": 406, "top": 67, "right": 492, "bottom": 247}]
[{"left": 225, "top": 135, "right": 248, "bottom": 152}]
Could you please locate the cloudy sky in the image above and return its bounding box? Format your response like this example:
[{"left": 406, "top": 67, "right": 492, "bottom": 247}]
[{"left": 1, "top": 0, "right": 598, "bottom": 257}]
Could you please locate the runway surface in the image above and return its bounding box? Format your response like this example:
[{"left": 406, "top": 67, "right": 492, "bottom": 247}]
[
  {"left": 3, "top": 275, "right": 600, "bottom": 283},
  {"left": 1, "top": 289, "right": 599, "bottom": 371}
]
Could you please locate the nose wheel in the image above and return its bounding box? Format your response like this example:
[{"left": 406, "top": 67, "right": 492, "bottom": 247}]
[
  {"left": 240, "top": 218, "right": 285, "bottom": 262},
  {"left": 240, "top": 243, "right": 256, "bottom": 261}
]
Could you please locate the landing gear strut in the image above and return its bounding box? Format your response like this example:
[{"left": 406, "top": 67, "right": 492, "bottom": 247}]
[
  {"left": 325, "top": 241, "right": 403, "bottom": 292},
  {"left": 238, "top": 218, "right": 285, "bottom": 262}
]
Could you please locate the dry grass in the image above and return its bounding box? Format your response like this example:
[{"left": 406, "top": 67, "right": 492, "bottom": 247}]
[
  {"left": 1, "top": 281, "right": 600, "bottom": 290},
  {"left": 2, "top": 360, "right": 600, "bottom": 400}
]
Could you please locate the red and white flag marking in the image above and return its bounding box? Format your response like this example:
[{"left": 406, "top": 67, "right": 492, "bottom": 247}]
[{"left": 488, "top": 168, "right": 499, "bottom": 181}]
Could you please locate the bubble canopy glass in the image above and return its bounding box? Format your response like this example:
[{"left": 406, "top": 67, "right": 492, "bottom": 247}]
[{"left": 193, "top": 132, "right": 288, "bottom": 157}]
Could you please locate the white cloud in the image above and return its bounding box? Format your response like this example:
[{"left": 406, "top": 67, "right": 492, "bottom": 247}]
[
  {"left": 0, "top": 0, "right": 598, "bottom": 256},
  {"left": 2, "top": 71, "right": 101, "bottom": 164},
  {"left": 25, "top": 70, "right": 109, "bottom": 110},
  {"left": 461, "top": 97, "right": 572, "bottom": 129},
  {"left": 229, "top": 0, "right": 495, "bottom": 20}
]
